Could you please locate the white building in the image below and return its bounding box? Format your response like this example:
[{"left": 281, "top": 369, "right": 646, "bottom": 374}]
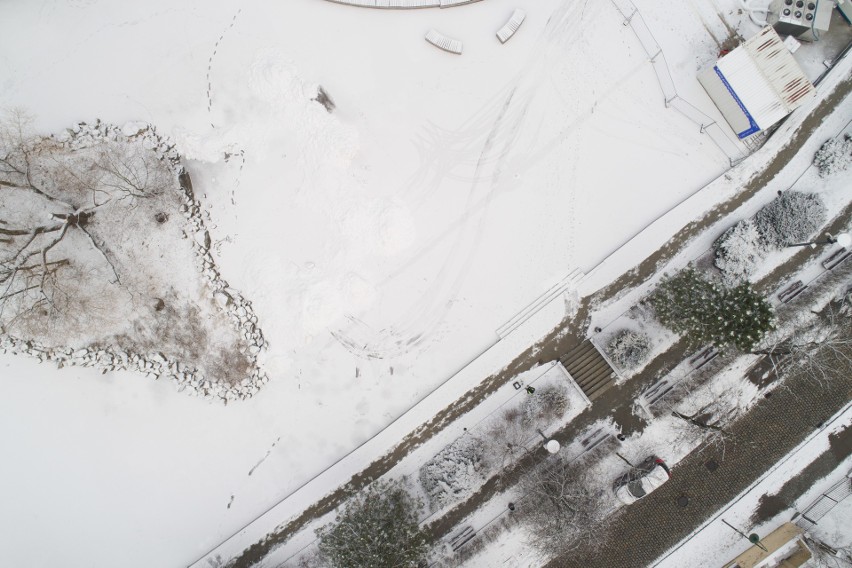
[{"left": 698, "top": 26, "right": 815, "bottom": 140}]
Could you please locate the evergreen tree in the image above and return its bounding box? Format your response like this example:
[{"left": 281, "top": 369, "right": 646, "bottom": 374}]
[
  {"left": 650, "top": 268, "right": 774, "bottom": 351},
  {"left": 316, "top": 479, "right": 428, "bottom": 568}
]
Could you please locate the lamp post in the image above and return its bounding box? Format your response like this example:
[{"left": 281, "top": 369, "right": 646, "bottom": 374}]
[
  {"left": 786, "top": 232, "right": 851, "bottom": 249},
  {"left": 536, "top": 428, "right": 561, "bottom": 454}
]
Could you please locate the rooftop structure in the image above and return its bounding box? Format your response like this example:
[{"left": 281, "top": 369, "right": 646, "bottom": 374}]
[{"left": 698, "top": 26, "right": 815, "bottom": 140}]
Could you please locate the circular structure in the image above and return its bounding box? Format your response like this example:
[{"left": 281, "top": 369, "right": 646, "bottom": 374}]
[
  {"left": 676, "top": 495, "right": 690, "bottom": 508},
  {"left": 545, "top": 440, "right": 561, "bottom": 454},
  {"left": 835, "top": 233, "right": 852, "bottom": 248}
]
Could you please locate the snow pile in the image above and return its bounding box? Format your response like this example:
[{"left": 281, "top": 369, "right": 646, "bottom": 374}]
[
  {"left": 714, "top": 219, "right": 770, "bottom": 285},
  {"left": 813, "top": 134, "right": 852, "bottom": 178},
  {"left": 174, "top": 50, "right": 358, "bottom": 169},
  {"left": 419, "top": 435, "right": 488, "bottom": 512}
]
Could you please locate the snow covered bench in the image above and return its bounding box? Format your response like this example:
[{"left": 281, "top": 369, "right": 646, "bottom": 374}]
[
  {"left": 777, "top": 280, "right": 808, "bottom": 304},
  {"left": 327, "top": 0, "right": 377, "bottom": 7},
  {"left": 822, "top": 247, "right": 851, "bottom": 270},
  {"left": 439, "top": 0, "right": 482, "bottom": 7},
  {"left": 496, "top": 9, "right": 526, "bottom": 43},
  {"left": 425, "top": 29, "right": 463, "bottom": 54},
  {"left": 375, "top": 0, "right": 440, "bottom": 7}
]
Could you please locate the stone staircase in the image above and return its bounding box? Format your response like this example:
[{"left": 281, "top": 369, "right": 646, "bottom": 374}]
[{"left": 559, "top": 340, "right": 616, "bottom": 401}]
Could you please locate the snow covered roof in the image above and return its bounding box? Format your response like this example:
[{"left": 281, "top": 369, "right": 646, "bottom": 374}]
[{"left": 698, "top": 27, "right": 815, "bottom": 139}]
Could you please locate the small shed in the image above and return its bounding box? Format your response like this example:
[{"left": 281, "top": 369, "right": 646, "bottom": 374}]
[
  {"left": 722, "top": 523, "right": 812, "bottom": 568},
  {"left": 698, "top": 27, "right": 815, "bottom": 140}
]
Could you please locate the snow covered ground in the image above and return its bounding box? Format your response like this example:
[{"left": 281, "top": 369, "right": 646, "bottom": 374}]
[{"left": 0, "top": 0, "right": 787, "bottom": 566}]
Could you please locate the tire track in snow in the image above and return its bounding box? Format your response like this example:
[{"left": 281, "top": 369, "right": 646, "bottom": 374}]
[{"left": 330, "top": 0, "right": 590, "bottom": 361}]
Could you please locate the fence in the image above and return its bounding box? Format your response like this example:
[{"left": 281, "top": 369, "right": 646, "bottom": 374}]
[
  {"left": 609, "top": 0, "right": 748, "bottom": 166},
  {"left": 793, "top": 471, "right": 852, "bottom": 531}
]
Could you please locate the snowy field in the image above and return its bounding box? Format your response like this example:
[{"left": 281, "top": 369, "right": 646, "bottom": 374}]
[{"left": 0, "top": 0, "right": 749, "bottom": 566}]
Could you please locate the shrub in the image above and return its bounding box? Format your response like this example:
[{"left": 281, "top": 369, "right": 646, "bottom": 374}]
[
  {"left": 714, "top": 219, "right": 770, "bottom": 285},
  {"left": 523, "top": 382, "right": 570, "bottom": 425},
  {"left": 606, "top": 329, "right": 652, "bottom": 370},
  {"left": 650, "top": 267, "right": 775, "bottom": 351},
  {"left": 754, "top": 191, "right": 827, "bottom": 249},
  {"left": 316, "top": 479, "right": 427, "bottom": 568},
  {"left": 419, "top": 436, "right": 487, "bottom": 511},
  {"left": 813, "top": 134, "right": 852, "bottom": 178}
]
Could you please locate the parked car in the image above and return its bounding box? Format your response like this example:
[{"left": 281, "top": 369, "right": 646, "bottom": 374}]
[{"left": 613, "top": 455, "right": 671, "bottom": 505}]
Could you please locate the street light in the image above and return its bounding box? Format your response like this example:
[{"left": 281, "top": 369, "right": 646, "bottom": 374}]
[
  {"left": 536, "top": 428, "right": 561, "bottom": 454},
  {"left": 786, "top": 232, "right": 851, "bottom": 249}
]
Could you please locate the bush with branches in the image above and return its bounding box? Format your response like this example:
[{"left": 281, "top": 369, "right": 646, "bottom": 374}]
[
  {"left": 523, "top": 382, "right": 570, "bottom": 426},
  {"left": 813, "top": 134, "right": 852, "bottom": 178},
  {"left": 316, "top": 479, "right": 428, "bottom": 568},
  {"left": 606, "top": 329, "right": 652, "bottom": 370},
  {"left": 518, "top": 457, "right": 610, "bottom": 558},
  {"left": 650, "top": 267, "right": 775, "bottom": 351}
]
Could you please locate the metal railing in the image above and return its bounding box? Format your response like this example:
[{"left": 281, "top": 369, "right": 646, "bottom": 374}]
[
  {"left": 609, "top": 0, "right": 748, "bottom": 166},
  {"left": 794, "top": 471, "right": 852, "bottom": 531}
]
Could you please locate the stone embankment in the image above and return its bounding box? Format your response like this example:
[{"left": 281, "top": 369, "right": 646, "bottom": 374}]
[{"left": 0, "top": 120, "right": 268, "bottom": 403}]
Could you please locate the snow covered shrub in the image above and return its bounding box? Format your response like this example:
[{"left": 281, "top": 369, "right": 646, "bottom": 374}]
[
  {"left": 419, "top": 435, "right": 487, "bottom": 511},
  {"left": 650, "top": 267, "right": 775, "bottom": 351},
  {"left": 753, "top": 191, "right": 827, "bottom": 249},
  {"left": 813, "top": 134, "right": 852, "bottom": 177},
  {"left": 606, "top": 329, "right": 652, "bottom": 370},
  {"left": 523, "top": 382, "right": 570, "bottom": 426},
  {"left": 714, "top": 219, "right": 770, "bottom": 285},
  {"left": 316, "top": 479, "right": 427, "bottom": 568}
]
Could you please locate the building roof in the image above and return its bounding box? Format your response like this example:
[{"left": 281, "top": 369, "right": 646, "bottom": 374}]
[
  {"left": 698, "top": 26, "right": 815, "bottom": 138},
  {"left": 722, "top": 523, "right": 812, "bottom": 568},
  {"left": 742, "top": 26, "right": 815, "bottom": 110}
]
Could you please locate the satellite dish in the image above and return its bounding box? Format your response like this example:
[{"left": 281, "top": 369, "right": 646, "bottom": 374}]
[{"left": 545, "top": 440, "right": 561, "bottom": 454}]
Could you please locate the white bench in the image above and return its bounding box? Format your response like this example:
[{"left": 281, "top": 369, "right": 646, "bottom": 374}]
[
  {"left": 496, "top": 9, "right": 526, "bottom": 43},
  {"left": 425, "top": 29, "right": 463, "bottom": 54},
  {"left": 377, "top": 0, "right": 440, "bottom": 7},
  {"left": 440, "top": 0, "right": 483, "bottom": 7},
  {"left": 326, "top": 0, "right": 444, "bottom": 7},
  {"left": 328, "top": 0, "right": 377, "bottom": 6}
]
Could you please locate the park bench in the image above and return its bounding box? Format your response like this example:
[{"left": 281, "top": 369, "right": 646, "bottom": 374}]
[
  {"left": 822, "top": 247, "right": 851, "bottom": 270},
  {"left": 450, "top": 526, "right": 476, "bottom": 551},
  {"left": 777, "top": 280, "right": 807, "bottom": 304},
  {"left": 496, "top": 9, "right": 526, "bottom": 43},
  {"left": 690, "top": 345, "right": 719, "bottom": 370},
  {"left": 425, "top": 29, "right": 463, "bottom": 54},
  {"left": 440, "top": 0, "right": 481, "bottom": 7}
]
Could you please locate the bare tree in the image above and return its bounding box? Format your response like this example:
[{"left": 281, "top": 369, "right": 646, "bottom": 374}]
[
  {"left": 804, "top": 536, "right": 852, "bottom": 568},
  {"left": 0, "top": 109, "right": 172, "bottom": 336},
  {"left": 753, "top": 302, "right": 852, "bottom": 387},
  {"left": 517, "top": 457, "right": 611, "bottom": 559}
]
